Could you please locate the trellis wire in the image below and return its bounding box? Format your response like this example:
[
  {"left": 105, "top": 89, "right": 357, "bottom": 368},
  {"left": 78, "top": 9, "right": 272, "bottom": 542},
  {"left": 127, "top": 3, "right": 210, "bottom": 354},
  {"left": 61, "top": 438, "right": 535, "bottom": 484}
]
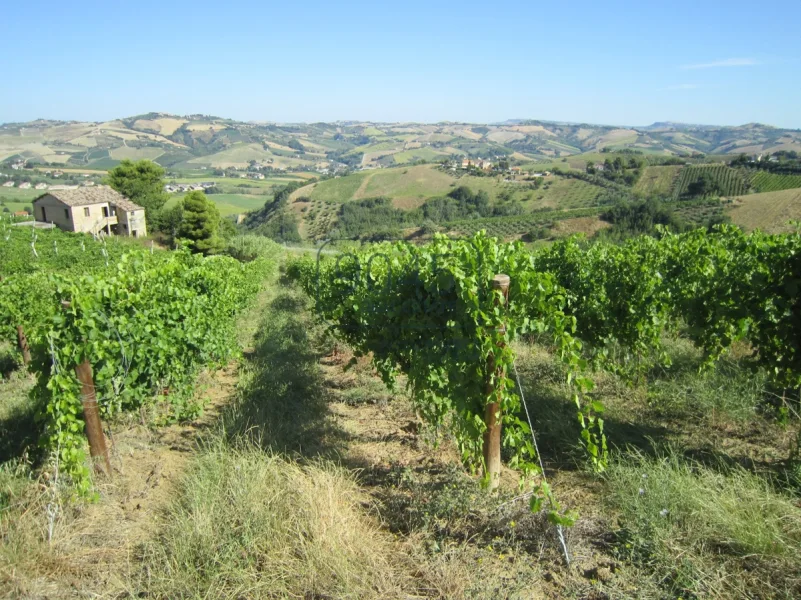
[
  {"left": 46, "top": 335, "right": 62, "bottom": 544},
  {"left": 512, "top": 358, "right": 571, "bottom": 567}
]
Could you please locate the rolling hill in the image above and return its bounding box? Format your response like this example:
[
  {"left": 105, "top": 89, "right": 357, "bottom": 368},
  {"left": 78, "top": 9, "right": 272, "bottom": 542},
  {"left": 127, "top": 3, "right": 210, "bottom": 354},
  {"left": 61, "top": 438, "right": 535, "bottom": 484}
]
[{"left": 2, "top": 114, "right": 800, "bottom": 175}]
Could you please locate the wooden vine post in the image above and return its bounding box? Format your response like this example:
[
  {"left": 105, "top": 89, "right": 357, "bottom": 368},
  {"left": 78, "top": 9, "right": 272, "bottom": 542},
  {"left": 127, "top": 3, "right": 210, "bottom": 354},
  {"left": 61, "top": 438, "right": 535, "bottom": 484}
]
[
  {"left": 16, "top": 325, "right": 31, "bottom": 365},
  {"left": 484, "top": 274, "right": 510, "bottom": 490},
  {"left": 75, "top": 359, "right": 113, "bottom": 478}
]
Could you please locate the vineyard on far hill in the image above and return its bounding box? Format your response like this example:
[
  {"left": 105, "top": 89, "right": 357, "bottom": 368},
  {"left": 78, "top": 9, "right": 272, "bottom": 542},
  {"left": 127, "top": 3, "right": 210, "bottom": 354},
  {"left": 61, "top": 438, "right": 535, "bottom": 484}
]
[
  {"left": 749, "top": 171, "right": 801, "bottom": 193},
  {"left": 443, "top": 207, "right": 602, "bottom": 238},
  {"left": 672, "top": 165, "right": 748, "bottom": 198}
]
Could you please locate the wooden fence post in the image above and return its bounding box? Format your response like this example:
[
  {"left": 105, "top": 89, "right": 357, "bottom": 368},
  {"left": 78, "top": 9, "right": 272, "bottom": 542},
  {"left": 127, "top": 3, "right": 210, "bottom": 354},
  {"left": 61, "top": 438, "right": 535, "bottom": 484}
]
[
  {"left": 484, "top": 274, "right": 510, "bottom": 490},
  {"left": 75, "top": 360, "right": 112, "bottom": 478},
  {"left": 16, "top": 325, "right": 31, "bottom": 366}
]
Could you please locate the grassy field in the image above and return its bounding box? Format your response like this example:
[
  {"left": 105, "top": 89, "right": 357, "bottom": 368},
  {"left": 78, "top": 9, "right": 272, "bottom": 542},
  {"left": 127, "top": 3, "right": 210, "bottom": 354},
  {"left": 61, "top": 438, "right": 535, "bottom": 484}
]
[
  {"left": 728, "top": 188, "right": 801, "bottom": 232},
  {"left": 634, "top": 165, "right": 683, "bottom": 196},
  {"left": 0, "top": 201, "right": 32, "bottom": 214},
  {"left": 166, "top": 193, "right": 266, "bottom": 216},
  {"left": 0, "top": 188, "right": 41, "bottom": 204}
]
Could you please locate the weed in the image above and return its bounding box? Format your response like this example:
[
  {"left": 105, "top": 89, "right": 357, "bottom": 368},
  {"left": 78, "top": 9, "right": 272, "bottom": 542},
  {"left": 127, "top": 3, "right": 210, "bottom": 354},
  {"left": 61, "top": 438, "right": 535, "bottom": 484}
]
[{"left": 605, "top": 447, "right": 801, "bottom": 599}]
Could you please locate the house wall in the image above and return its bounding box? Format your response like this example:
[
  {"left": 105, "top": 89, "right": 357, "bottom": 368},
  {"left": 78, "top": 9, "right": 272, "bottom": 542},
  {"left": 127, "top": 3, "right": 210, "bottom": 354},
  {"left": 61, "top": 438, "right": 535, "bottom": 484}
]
[
  {"left": 117, "top": 209, "right": 147, "bottom": 237},
  {"left": 72, "top": 202, "right": 115, "bottom": 233},
  {"left": 32, "top": 195, "right": 113, "bottom": 234},
  {"left": 33, "top": 195, "right": 77, "bottom": 231}
]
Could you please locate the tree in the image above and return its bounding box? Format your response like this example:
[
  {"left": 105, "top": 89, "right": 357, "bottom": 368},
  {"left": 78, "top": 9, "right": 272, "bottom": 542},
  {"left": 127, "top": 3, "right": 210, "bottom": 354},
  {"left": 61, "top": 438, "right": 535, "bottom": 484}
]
[
  {"left": 687, "top": 172, "right": 721, "bottom": 197},
  {"left": 254, "top": 211, "right": 301, "bottom": 243},
  {"left": 157, "top": 203, "right": 184, "bottom": 244},
  {"left": 107, "top": 159, "right": 169, "bottom": 228},
  {"left": 177, "top": 191, "right": 224, "bottom": 255}
]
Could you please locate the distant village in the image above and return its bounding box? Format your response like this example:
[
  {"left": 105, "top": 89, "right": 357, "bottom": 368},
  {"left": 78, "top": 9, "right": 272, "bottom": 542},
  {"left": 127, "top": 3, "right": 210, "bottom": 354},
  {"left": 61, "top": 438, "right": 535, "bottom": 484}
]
[{"left": 1, "top": 159, "right": 102, "bottom": 193}]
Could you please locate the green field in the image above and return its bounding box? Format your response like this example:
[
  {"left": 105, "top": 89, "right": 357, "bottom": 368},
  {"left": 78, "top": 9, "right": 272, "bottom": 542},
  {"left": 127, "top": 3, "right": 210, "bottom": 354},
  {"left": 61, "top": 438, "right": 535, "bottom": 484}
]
[
  {"left": 749, "top": 171, "right": 801, "bottom": 193},
  {"left": 0, "top": 187, "right": 41, "bottom": 203},
  {"left": 634, "top": 165, "right": 683, "bottom": 196},
  {"left": 166, "top": 193, "right": 266, "bottom": 217},
  {"left": 0, "top": 201, "right": 32, "bottom": 214},
  {"left": 673, "top": 165, "right": 748, "bottom": 198}
]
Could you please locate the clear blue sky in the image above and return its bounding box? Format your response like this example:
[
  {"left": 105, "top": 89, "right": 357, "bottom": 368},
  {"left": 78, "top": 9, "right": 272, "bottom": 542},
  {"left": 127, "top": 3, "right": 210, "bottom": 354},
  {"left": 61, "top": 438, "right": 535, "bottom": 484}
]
[{"left": 2, "top": 0, "right": 800, "bottom": 128}]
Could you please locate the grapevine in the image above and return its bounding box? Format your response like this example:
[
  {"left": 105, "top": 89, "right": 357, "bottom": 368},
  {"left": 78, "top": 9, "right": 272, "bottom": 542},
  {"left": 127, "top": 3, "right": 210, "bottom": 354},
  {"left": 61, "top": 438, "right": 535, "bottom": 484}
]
[{"left": 0, "top": 227, "right": 277, "bottom": 492}]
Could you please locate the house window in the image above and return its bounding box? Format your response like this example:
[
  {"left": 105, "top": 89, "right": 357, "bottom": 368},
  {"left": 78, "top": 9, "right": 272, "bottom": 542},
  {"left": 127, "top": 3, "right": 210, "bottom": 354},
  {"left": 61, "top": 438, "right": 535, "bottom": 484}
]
[
  {"left": 84, "top": 207, "right": 90, "bottom": 217},
  {"left": 64, "top": 209, "right": 70, "bottom": 220}
]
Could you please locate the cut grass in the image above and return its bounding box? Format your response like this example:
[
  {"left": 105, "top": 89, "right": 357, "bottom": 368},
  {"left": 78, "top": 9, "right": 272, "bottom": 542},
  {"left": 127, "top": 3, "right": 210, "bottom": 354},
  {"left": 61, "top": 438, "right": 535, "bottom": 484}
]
[
  {"left": 606, "top": 448, "right": 801, "bottom": 599},
  {"left": 137, "top": 443, "right": 410, "bottom": 600}
]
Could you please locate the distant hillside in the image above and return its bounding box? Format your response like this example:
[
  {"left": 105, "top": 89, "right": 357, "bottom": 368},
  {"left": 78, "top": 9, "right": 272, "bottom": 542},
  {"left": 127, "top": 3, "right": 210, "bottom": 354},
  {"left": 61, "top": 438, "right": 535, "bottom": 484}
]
[{"left": 2, "top": 113, "right": 800, "bottom": 173}]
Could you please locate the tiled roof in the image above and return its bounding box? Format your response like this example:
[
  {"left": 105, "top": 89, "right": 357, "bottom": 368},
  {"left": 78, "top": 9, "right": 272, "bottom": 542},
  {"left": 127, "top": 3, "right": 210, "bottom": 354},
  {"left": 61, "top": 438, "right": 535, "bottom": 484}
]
[{"left": 36, "top": 185, "right": 144, "bottom": 211}]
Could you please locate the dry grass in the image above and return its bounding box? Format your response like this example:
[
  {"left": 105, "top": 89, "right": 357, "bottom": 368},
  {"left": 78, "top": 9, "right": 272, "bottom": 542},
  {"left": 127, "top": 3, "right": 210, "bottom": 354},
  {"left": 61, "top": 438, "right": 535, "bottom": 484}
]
[
  {"left": 135, "top": 443, "right": 413, "bottom": 599},
  {"left": 729, "top": 188, "right": 801, "bottom": 233}
]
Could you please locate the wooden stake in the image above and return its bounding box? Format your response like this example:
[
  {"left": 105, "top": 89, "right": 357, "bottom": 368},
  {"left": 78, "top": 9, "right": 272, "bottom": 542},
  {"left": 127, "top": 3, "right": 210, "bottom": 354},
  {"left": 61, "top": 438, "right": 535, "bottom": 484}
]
[
  {"left": 483, "top": 274, "right": 510, "bottom": 490},
  {"left": 16, "top": 325, "right": 31, "bottom": 366},
  {"left": 75, "top": 360, "right": 112, "bottom": 478}
]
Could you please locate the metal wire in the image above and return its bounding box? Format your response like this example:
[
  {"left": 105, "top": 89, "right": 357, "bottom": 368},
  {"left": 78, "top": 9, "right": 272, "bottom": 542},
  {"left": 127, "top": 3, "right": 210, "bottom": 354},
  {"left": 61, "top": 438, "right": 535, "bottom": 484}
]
[{"left": 512, "top": 358, "right": 571, "bottom": 567}]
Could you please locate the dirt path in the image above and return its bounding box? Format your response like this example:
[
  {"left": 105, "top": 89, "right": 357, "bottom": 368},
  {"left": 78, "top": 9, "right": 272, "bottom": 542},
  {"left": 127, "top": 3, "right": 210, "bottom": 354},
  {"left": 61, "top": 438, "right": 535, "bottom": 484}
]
[{"left": 353, "top": 171, "right": 376, "bottom": 199}]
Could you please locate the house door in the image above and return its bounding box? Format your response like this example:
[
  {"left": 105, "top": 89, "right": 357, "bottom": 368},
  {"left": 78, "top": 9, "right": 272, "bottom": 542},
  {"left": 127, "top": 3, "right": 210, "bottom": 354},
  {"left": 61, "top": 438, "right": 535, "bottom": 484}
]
[
  {"left": 102, "top": 206, "right": 109, "bottom": 217},
  {"left": 41, "top": 207, "right": 47, "bottom": 221}
]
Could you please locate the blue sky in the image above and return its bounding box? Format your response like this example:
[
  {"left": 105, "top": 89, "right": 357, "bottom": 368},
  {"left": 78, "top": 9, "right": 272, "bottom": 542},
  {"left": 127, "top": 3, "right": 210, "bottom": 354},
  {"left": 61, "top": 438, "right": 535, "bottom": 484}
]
[{"left": 2, "top": 0, "right": 800, "bottom": 128}]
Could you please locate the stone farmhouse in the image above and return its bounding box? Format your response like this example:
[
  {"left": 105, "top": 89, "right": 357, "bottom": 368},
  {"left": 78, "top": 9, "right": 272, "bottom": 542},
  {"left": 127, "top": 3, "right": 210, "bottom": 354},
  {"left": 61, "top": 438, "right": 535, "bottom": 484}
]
[{"left": 32, "top": 186, "right": 147, "bottom": 237}]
